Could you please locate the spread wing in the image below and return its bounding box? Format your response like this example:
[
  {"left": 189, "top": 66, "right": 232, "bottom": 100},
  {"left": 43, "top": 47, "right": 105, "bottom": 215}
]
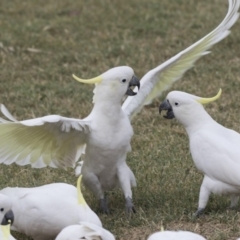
[
  {"left": 0, "top": 104, "right": 90, "bottom": 169},
  {"left": 122, "top": 0, "right": 240, "bottom": 119}
]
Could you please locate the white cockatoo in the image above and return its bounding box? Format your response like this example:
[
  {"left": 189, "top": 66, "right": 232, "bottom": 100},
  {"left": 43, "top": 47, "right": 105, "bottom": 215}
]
[
  {"left": 55, "top": 222, "right": 115, "bottom": 240},
  {"left": 0, "top": 194, "right": 15, "bottom": 240},
  {"left": 148, "top": 230, "right": 206, "bottom": 240},
  {"left": 0, "top": 176, "right": 102, "bottom": 240},
  {"left": 0, "top": 223, "right": 16, "bottom": 240},
  {"left": 0, "top": 194, "right": 14, "bottom": 226},
  {"left": 159, "top": 89, "right": 240, "bottom": 215},
  {"left": 0, "top": 0, "right": 239, "bottom": 213}
]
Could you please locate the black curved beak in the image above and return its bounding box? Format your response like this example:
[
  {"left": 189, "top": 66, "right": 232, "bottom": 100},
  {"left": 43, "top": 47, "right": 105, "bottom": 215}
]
[
  {"left": 1, "top": 209, "right": 14, "bottom": 225},
  {"left": 126, "top": 75, "right": 140, "bottom": 96},
  {"left": 159, "top": 100, "right": 175, "bottom": 119}
]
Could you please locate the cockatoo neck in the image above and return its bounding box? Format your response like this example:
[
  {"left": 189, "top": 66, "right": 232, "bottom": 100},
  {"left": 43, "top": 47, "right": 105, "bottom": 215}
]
[
  {"left": 92, "top": 84, "right": 125, "bottom": 108},
  {"left": 176, "top": 104, "right": 215, "bottom": 135}
]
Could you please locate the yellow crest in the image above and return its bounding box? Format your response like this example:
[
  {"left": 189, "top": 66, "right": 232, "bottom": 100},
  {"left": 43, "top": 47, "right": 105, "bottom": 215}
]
[
  {"left": 77, "top": 175, "right": 87, "bottom": 206},
  {"left": 1, "top": 223, "right": 10, "bottom": 240},
  {"left": 72, "top": 74, "right": 102, "bottom": 84},
  {"left": 197, "top": 89, "right": 222, "bottom": 104}
]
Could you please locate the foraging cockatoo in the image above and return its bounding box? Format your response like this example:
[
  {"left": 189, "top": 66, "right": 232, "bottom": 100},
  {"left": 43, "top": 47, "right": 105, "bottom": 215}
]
[
  {"left": 55, "top": 222, "right": 115, "bottom": 240},
  {"left": 159, "top": 89, "right": 240, "bottom": 215},
  {"left": 0, "top": 194, "right": 14, "bottom": 226},
  {"left": 0, "top": 224, "right": 16, "bottom": 240},
  {"left": 0, "top": 176, "right": 102, "bottom": 240},
  {"left": 0, "top": 0, "right": 239, "bottom": 213},
  {"left": 148, "top": 230, "right": 206, "bottom": 240}
]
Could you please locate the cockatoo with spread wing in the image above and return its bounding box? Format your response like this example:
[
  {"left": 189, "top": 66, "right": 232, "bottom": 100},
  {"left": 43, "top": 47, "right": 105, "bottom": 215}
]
[
  {"left": 55, "top": 222, "right": 115, "bottom": 240},
  {"left": 148, "top": 231, "right": 206, "bottom": 240},
  {"left": 0, "top": 176, "right": 102, "bottom": 240},
  {"left": 159, "top": 89, "right": 240, "bottom": 215},
  {"left": 0, "top": 0, "right": 239, "bottom": 213}
]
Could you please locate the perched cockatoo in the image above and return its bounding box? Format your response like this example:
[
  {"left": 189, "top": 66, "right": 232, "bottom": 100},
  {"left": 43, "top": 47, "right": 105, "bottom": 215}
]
[
  {"left": 0, "top": 0, "right": 239, "bottom": 213},
  {"left": 55, "top": 222, "right": 115, "bottom": 240},
  {"left": 0, "top": 194, "right": 14, "bottom": 226},
  {"left": 0, "top": 176, "right": 102, "bottom": 240},
  {"left": 0, "top": 223, "right": 16, "bottom": 240},
  {"left": 148, "top": 230, "right": 206, "bottom": 240},
  {"left": 159, "top": 89, "right": 240, "bottom": 215}
]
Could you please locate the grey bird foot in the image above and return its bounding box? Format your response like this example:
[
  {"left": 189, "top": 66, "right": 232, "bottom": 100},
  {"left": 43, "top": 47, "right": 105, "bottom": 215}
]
[
  {"left": 227, "top": 205, "right": 237, "bottom": 210},
  {"left": 100, "top": 198, "right": 110, "bottom": 214},
  {"left": 125, "top": 197, "right": 136, "bottom": 213},
  {"left": 193, "top": 208, "right": 205, "bottom": 217}
]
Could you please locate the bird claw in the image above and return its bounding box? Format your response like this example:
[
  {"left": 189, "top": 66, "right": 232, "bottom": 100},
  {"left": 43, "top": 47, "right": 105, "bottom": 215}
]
[
  {"left": 227, "top": 205, "right": 237, "bottom": 210},
  {"left": 100, "top": 198, "right": 110, "bottom": 214},
  {"left": 125, "top": 197, "right": 136, "bottom": 214},
  {"left": 193, "top": 208, "right": 205, "bottom": 217}
]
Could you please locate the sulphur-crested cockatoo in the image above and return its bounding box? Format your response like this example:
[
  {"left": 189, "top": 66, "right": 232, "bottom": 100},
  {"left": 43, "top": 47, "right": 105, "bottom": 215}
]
[
  {"left": 0, "top": 194, "right": 14, "bottom": 226},
  {"left": 148, "top": 230, "right": 206, "bottom": 240},
  {"left": 55, "top": 222, "right": 115, "bottom": 240},
  {"left": 159, "top": 89, "right": 240, "bottom": 215},
  {"left": 0, "top": 0, "right": 239, "bottom": 213},
  {"left": 0, "top": 194, "right": 15, "bottom": 240},
  {"left": 0, "top": 223, "right": 16, "bottom": 240},
  {"left": 0, "top": 176, "right": 102, "bottom": 240}
]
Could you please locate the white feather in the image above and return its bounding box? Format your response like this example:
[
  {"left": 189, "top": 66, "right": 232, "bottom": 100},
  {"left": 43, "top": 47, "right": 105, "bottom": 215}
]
[
  {"left": 163, "top": 90, "right": 240, "bottom": 212},
  {"left": 122, "top": 0, "right": 240, "bottom": 119},
  {"left": 0, "top": 109, "right": 90, "bottom": 169},
  {"left": 0, "top": 182, "right": 102, "bottom": 240},
  {"left": 148, "top": 231, "right": 206, "bottom": 240},
  {"left": 56, "top": 222, "right": 115, "bottom": 240},
  {"left": 0, "top": 0, "right": 239, "bottom": 213}
]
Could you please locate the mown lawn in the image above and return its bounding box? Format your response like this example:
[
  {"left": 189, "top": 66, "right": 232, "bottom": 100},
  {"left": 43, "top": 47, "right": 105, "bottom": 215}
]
[{"left": 0, "top": 0, "right": 240, "bottom": 239}]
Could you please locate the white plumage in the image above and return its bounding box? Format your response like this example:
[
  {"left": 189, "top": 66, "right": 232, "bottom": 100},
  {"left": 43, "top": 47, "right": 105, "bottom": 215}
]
[
  {"left": 159, "top": 89, "right": 240, "bottom": 215},
  {"left": 0, "top": 0, "right": 239, "bottom": 213},
  {"left": 148, "top": 231, "right": 206, "bottom": 240},
  {"left": 0, "top": 176, "right": 102, "bottom": 240},
  {"left": 0, "top": 194, "right": 14, "bottom": 226},
  {"left": 0, "top": 194, "right": 15, "bottom": 240},
  {"left": 55, "top": 222, "right": 115, "bottom": 240}
]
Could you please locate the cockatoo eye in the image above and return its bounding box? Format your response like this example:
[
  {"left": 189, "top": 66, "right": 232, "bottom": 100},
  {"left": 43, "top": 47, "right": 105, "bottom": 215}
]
[
  {"left": 175, "top": 102, "right": 179, "bottom": 106},
  {"left": 122, "top": 79, "right": 126, "bottom": 83},
  {"left": 0, "top": 208, "right": 4, "bottom": 211}
]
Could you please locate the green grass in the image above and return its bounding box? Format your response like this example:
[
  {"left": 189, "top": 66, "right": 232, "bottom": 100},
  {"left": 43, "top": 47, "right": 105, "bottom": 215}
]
[{"left": 0, "top": 0, "right": 240, "bottom": 239}]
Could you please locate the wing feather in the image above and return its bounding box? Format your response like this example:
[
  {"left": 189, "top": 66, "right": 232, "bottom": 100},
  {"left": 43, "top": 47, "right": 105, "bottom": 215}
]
[
  {"left": 122, "top": 0, "right": 240, "bottom": 119},
  {"left": 0, "top": 104, "right": 90, "bottom": 169}
]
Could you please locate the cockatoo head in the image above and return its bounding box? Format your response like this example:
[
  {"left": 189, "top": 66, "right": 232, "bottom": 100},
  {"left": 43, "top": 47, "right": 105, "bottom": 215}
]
[
  {"left": 72, "top": 66, "right": 140, "bottom": 103},
  {"left": 0, "top": 194, "right": 14, "bottom": 225},
  {"left": 148, "top": 230, "right": 206, "bottom": 240},
  {"left": 56, "top": 222, "right": 115, "bottom": 240},
  {"left": 159, "top": 89, "right": 222, "bottom": 127}
]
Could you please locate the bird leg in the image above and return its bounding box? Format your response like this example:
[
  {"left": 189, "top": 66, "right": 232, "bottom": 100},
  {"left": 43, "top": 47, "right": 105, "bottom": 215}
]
[
  {"left": 228, "top": 195, "right": 239, "bottom": 209},
  {"left": 117, "top": 162, "right": 136, "bottom": 213},
  {"left": 194, "top": 175, "right": 211, "bottom": 217},
  {"left": 193, "top": 207, "right": 205, "bottom": 217},
  {"left": 100, "top": 197, "right": 109, "bottom": 214},
  {"left": 125, "top": 196, "right": 136, "bottom": 213}
]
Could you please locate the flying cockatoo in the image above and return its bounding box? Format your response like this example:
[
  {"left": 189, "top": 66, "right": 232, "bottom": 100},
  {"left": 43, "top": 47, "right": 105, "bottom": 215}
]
[
  {"left": 0, "top": 194, "right": 14, "bottom": 226},
  {"left": 0, "top": 223, "right": 16, "bottom": 240},
  {"left": 0, "top": 0, "right": 239, "bottom": 213},
  {"left": 148, "top": 230, "right": 206, "bottom": 240},
  {"left": 159, "top": 89, "right": 240, "bottom": 215},
  {"left": 55, "top": 222, "right": 115, "bottom": 240},
  {"left": 0, "top": 176, "right": 102, "bottom": 240}
]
